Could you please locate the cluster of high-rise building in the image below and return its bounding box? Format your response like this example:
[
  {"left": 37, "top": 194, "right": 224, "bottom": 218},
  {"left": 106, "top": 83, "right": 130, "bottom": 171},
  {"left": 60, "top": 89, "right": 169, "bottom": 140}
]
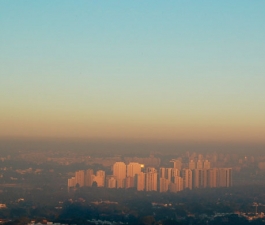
[
  {"left": 68, "top": 169, "right": 106, "bottom": 188},
  {"left": 68, "top": 159, "right": 232, "bottom": 192}
]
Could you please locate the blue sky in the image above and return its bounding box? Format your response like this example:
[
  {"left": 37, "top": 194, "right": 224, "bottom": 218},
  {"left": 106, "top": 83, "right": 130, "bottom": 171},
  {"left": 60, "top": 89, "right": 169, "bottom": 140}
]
[{"left": 1, "top": 1, "right": 265, "bottom": 142}]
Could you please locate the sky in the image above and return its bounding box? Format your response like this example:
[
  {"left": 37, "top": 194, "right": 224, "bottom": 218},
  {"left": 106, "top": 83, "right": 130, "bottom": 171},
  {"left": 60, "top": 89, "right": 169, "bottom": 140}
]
[{"left": 1, "top": 1, "right": 265, "bottom": 143}]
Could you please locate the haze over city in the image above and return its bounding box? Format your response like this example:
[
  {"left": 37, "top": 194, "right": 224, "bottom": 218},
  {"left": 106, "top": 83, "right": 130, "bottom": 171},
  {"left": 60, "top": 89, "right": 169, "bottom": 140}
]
[
  {"left": 1, "top": 1, "right": 265, "bottom": 144},
  {"left": 1, "top": 2, "right": 265, "bottom": 225}
]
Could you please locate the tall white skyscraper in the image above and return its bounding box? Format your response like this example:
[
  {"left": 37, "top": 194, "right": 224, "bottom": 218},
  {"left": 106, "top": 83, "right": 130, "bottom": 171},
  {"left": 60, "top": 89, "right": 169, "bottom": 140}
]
[
  {"left": 127, "top": 162, "right": 142, "bottom": 177},
  {"left": 126, "top": 162, "right": 142, "bottom": 188},
  {"left": 113, "top": 162, "right": 126, "bottom": 179},
  {"left": 145, "top": 167, "right": 158, "bottom": 191},
  {"left": 113, "top": 162, "right": 126, "bottom": 188},
  {"left": 113, "top": 162, "right": 127, "bottom": 179}
]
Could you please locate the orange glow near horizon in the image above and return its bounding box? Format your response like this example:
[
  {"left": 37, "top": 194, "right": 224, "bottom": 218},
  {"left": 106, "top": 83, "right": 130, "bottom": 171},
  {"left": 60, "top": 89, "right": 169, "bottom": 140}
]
[
  {"left": 1, "top": 91, "right": 265, "bottom": 144},
  {"left": 1, "top": 112, "right": 265, "bottom": 144}
]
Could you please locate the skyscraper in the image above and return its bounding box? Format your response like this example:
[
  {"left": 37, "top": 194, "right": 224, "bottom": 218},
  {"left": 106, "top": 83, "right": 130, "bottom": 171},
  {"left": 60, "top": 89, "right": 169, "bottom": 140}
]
[
  {"left": 93, "top": 170, "right": 105, "bottom": 187},
  {"left": 68, "top": 177, "right": 76, "bottom": 188},
  {"left": 193, "top": 169, "right": 204, "bottom": 188},
  {"left": 159, "top": 167, "right": 166, "bottom": 178},
  {"left": 171, "top": 159, "right": 182, "bottom": 170},
  {"left": 189, "top": 160, "right": 196, "bottom": 170},
  {"left": 159, "top": 177, "right": 169, "bottom": 192},
  {"left": 196, "top": 160, "right": 203, "bottom": 169},
  {"left": 207, "top": 168, "right": 218, "bottom": 188},
  {"left": 75, "top": 170, "right": 85, "bottom": 187},
  {"left": 106, "top": 176, "right": 116, "bottom": 188},
  {"left": 182, "top": 169, "right": 192, "bottom": 190},
  {"left": 203, "top": 160, "right": 211, "bottom": 170},
  {"left": 203, "top": 169, "right": 208, "bottom": 188},
  {"left": 85, "top": 169, "right": 94, "bottom": 187},
  {"left": 127, "top": 162, "right": 142, "bottom": 177},
  {"left": 145, "top": 167, "right": 158, "bottom": 191},
  {"left": 126, "top": 162, "right": 142, "bottom": 187},
  {"left": 165, "top": 168, "right": 173, "bottom": 181},
  {"left": 169, "top": 176, "right": 183, "bottom": 193},
  {"left": 172, "top": 168, "right": 180, "bottom": 179},
  {"left": 136, "top": 172, "right": 145, "bottom": 191},
  {"left": 175, "top": 176, "right": 184, "bottom": 192},
  {"left": 113, "top": 162, "right": 126, "bottom": 188},
  {"left": 218, "top": 168, "right": 232, "bottom": 187},
  {"left": 125, "top": 176, "right": 134, "bottom": 188}
]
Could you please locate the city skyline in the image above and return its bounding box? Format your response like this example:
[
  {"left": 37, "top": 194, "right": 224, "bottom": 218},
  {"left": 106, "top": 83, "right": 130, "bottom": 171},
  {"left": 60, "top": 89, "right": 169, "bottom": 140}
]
[
  {"left": 68, "top": 158, "right": 232, "bottom": 192},
  {"left": 1, "top": 1, "right": 265, "bottom": 143}
]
